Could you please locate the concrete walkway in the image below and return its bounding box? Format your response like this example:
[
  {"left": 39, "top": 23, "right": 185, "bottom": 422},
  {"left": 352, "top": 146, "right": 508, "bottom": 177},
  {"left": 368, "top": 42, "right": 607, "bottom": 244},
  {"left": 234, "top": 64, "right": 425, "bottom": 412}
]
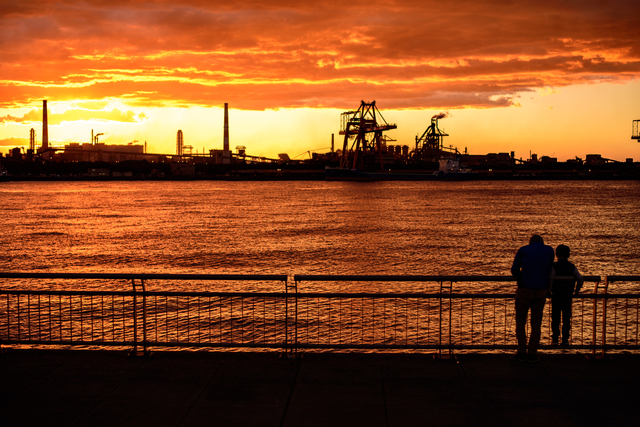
[{"left": 2, "top": 349, "right": 639, "bottom": 426}]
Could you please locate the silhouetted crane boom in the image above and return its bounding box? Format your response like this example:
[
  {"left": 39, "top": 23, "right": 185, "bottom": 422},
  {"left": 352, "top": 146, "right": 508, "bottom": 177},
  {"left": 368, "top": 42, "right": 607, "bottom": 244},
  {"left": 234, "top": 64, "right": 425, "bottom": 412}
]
[{"left": 339, "top": 100, "right": 397, "bottom": 170}]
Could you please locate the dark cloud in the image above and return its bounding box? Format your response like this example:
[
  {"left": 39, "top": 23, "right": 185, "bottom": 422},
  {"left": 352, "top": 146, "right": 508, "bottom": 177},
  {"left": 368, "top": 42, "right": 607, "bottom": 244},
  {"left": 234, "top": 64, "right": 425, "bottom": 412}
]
[{"left": 0, "top": 0, "right": 639, "bottom": 111}]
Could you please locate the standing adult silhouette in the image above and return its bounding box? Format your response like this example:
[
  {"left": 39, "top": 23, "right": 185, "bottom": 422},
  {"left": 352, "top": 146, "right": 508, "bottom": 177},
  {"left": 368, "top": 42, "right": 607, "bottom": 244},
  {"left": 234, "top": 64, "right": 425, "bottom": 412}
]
[{"left": 511, "top": 234, "right": 554, "bottom": 363}]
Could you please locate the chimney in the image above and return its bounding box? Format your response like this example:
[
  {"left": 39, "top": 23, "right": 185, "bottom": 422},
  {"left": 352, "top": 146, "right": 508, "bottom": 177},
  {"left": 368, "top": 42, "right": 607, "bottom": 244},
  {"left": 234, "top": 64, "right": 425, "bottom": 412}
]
[
  {"left": 223, "top": 103, "right": 230, "bottom": 164},
  {"left": 223, "top": 103, "right": 230, "bottom": 152},
  {"left": 42, "top": 100, "right": 49, "bottom": 150},
  {"left": 30, "top": 128, "right": 36, "bottom": 152},
  {"left": 177, "top": 130, "right": 183, "bottom": 156}
]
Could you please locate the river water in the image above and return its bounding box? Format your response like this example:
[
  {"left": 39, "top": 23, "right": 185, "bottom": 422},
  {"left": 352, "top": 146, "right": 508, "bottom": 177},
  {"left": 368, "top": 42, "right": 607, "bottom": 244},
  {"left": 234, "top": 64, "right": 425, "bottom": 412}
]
[{"left": 1, "top": 180, "right": 639, "bottom": 292}]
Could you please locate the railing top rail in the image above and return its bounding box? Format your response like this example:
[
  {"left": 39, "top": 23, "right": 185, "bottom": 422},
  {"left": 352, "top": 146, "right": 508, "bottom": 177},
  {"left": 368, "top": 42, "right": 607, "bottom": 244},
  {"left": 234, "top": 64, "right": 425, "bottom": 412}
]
[
  {"left": 1, "top": 290, "right": 637, "bottom": 298},
  {"left": 0, "top": 272, "right": 607, "bottom": 283},
  {"left": 0, "top": 272, "right": 288, "bottom": 281},
  {"left": 607, "top": 275, "right": 640, "bottom": 282},
  {"left": 288, "top": 292, "right": 636, "bottom": 298},
  {"left": 295, "top": 275, "right": 511, "bottom": 282},
  {"left": 293, "top": 274, "right": 602, "bottom": 282},
  {"left": 0, "top": 289, "right": 640, "bottom": 300},
  {"left": 0, "top": 289, "right": 287, "bottom": 297}
]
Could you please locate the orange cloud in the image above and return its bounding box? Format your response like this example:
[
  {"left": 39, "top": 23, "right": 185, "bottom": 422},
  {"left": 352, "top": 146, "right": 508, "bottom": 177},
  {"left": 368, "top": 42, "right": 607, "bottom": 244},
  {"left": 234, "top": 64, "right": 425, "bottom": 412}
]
[
  {"left": 1, "top": 0, "right": 639, "bottom": 112},
  {"left": 0, "top": 108, "right": 147, "bottom": 125},
  {"left": 0, "top": 137, "right": 29, "bottom": 147}
]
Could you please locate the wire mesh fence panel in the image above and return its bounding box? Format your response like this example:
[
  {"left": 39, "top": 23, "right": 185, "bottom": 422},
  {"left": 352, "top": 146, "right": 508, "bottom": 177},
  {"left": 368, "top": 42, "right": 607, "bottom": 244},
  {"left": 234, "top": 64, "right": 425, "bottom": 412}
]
[
  {"left": 294, "top": 295, "right": 518, "bottom": 349},
  {"left": 140, "top": 294, "right": 288, "bottom": 347},
  {"left": 0, "top": 292, "right": 136, "bottom": 345},
  {"left": 601, "top": 297, "right": 640, "bottom": 349}
]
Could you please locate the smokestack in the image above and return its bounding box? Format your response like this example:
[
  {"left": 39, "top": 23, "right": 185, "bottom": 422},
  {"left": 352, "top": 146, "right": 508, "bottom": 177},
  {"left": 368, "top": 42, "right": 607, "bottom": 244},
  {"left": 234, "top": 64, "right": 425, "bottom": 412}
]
[
  {"left": 223, "top": 103, "right": 230, "bottom": 152},
  {"left": 42, "top": 100, "right": 49, "bottom": 150},
  {"left": 177, "top": 130, "right": 183, "bottom": 156},
  {"left": 222, "top": 103, "right": 231, "bottom": 164},
  {"left": 29, "top": 128, "right": 36, "bottom": 152}
]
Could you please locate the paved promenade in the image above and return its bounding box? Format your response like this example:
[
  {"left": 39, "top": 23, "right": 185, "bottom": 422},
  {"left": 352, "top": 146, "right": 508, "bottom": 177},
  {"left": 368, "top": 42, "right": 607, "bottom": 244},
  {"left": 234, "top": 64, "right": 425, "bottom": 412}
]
[{"left": 2, "top": 348, "right": 639, "bottom": 426}]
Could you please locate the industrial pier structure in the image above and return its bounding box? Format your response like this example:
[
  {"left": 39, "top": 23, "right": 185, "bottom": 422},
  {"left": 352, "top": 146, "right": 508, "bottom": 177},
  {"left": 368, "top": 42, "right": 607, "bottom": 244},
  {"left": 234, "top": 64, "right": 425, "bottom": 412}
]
[{"left": 0, "top": 99, "right": 638, "bottom": 180}]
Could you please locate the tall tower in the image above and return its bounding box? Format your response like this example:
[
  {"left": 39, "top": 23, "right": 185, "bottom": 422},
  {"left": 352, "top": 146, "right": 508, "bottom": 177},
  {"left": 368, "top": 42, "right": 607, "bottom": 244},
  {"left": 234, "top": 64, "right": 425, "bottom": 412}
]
[
  {"left": 42, "top": 100, "right": 49, "bottom": 150},
  {"left": 29, "top": 128, "right": 36, "bottom": 152},
  {"left": 177, "top": 130, "right": 184, "bottom": 156},
  {"left": 223, "top": 103, "right": 230, "bottom": 164}
]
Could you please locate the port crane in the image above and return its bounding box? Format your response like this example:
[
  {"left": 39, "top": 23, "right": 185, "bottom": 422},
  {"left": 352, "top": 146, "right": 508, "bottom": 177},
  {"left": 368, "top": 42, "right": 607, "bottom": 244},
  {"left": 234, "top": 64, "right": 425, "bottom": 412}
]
[{"left": 339, "top": 100, "right": 397, "bottom": 170}]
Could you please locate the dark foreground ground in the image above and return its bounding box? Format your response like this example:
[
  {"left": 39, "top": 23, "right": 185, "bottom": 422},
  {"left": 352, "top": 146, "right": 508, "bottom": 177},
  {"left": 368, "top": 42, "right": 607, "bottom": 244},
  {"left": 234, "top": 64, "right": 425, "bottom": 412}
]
[{"left": 2, "top": 348, "right": 639, "bottom": 426}]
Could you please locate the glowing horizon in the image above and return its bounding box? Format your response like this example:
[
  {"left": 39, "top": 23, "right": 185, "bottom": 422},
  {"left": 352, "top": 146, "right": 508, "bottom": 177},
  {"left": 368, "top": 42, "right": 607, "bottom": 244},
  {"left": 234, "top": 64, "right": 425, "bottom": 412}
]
[{"left": 1, "top": 1, "right": 639, "bottom": 161}]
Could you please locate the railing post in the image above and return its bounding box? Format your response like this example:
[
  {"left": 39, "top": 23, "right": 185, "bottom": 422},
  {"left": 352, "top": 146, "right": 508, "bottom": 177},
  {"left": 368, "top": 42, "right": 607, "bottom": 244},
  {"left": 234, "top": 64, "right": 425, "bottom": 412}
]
[
  {"left": 284, "top": 279, "right": 288, "bottom": 355},
  {"left": 591, "top": 280, "right": 598, "bottom": 358},
  {"left": 590, "top": 277, "right": 607, "bottom": 360},
  {"left": 142, "top": 278, "right": 147, "bottom": 355},
  {"left": 293, "top": 277, "right": 298, "bottom": 356},
  {"left": 132, "top": 278, "right": 138, "bottom": 355},
  {"left": 449, "top": 281, "right": 454, "bottom": 358},
  {"left": 601, "top": 277, "right": 609, "bottom": 359},
  {"left": 130, "top": 278, "right": 147, "bottom": 356},
  {"left": 436, "top": 280, "right": 454, "bottom": 359},
  {"left": 438, "top": 281, "right": 442, "bottom": 356},
  {"left": 284, "top": 276, "right": 297, "bottom": 358}
]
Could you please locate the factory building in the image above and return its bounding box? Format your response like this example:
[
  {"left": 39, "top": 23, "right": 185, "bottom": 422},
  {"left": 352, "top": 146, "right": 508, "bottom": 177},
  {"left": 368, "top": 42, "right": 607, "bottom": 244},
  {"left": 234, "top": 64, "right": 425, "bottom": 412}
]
[{"left": 61, "top": 142, "right": 145, "bottom": 162}]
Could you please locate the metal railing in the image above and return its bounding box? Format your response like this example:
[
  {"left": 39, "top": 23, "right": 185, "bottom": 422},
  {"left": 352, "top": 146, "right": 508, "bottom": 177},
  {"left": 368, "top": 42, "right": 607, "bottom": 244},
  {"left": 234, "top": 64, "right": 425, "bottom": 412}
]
[
  {"left": 291, "top": 275, "right": 610, "bottom": 358},
  {"left": 0, "top": 273, "right": 288, "bottom": 355},
  {"left": 592, "top": 275, "right": 640, "bottom": 358},
  {"left": 1, "top": 273, "right": 639, "bottom": 357}
]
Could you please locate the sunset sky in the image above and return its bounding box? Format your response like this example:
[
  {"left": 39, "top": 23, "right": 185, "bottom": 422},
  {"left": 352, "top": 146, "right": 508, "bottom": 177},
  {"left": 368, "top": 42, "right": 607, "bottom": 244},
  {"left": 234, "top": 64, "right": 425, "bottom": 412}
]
[{"left": 1, "top": 0, "right": 639, "bottom": 161}]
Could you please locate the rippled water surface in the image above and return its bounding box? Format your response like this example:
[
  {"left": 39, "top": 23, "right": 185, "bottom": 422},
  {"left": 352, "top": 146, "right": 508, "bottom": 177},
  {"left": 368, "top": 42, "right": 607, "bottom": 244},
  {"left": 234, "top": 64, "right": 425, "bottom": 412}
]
[{"left": 1, "top": 180, "right": 639, "bottom": 292}]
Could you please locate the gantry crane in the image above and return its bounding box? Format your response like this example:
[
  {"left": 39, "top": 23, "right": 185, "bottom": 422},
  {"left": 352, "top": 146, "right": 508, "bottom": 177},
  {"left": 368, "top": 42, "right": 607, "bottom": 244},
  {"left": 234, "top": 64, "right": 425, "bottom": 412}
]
[{"left": 339, "top": 100, "right": 397, "bottom": 170}]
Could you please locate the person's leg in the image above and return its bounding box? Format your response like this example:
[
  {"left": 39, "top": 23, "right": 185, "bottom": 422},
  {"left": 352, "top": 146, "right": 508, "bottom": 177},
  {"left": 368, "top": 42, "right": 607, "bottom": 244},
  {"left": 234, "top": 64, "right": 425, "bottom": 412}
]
[
  {"left": 551, "top": 295, "right": 560, "bottom": 343},
  {"left": 562, "top": 294, "right": 573, "bottom": 343},
  {"left": 528, "top": 289, "right": 548, "bottom": 356},
  {"left": 515, "top": 289, "right": 532, "bottom": 355}
]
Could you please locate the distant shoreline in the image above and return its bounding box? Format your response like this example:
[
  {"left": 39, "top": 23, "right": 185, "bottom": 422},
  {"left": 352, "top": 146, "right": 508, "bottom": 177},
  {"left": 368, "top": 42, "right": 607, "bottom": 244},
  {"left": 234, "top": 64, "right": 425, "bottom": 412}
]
[{"left": 2, "top": 172, "right": 639, "bottom": 182}]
